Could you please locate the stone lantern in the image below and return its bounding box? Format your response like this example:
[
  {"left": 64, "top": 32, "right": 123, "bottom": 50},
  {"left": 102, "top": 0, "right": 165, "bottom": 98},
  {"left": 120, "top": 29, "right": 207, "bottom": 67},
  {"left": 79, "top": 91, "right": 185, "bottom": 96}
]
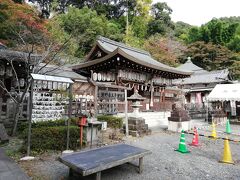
[
  {"left": 127, "top": 89, "right": 145, "bottom": 117},
  {"left": 127, "top": 90, "right": 151, "bottom": 137}
]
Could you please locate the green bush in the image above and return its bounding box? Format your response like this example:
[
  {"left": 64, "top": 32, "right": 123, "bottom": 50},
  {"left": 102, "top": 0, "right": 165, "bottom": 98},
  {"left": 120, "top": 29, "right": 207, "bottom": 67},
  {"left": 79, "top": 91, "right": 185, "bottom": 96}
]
[
  {"left": 18, "top": 118, "right": 78, "bottom": 133},
  {"left": 97, "top": 115, "right": 123, "bottom": 129},
  {"left": 21, "top": 126, "right": 83, "bottom": 152}
]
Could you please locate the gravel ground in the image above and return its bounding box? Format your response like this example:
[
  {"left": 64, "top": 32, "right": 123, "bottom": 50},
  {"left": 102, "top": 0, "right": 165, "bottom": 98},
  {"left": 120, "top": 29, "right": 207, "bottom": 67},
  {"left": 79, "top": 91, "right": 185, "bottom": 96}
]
[{"left": 19, "top": 124, "right": 240, "bottom": 180}]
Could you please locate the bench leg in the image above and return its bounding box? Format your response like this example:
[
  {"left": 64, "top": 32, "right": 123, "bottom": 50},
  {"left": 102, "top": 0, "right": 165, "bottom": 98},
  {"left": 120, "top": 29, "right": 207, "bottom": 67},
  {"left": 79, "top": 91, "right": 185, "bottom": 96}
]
[
  {"left": 139, "top": 157, "right": 143, "bottom": 174},
  {"left": 96, "top": 171, "right": 101, "bottom": 180},
  {"left": 69, "top": 168, "right": 73, "bottom": 177}
]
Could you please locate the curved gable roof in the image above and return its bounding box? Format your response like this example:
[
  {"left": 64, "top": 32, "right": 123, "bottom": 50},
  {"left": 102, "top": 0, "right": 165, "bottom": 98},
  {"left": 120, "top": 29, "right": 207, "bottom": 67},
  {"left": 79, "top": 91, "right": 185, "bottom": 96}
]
[
  {"left": 174, "top": 69, "right": 230, "bottom": 85},
  {"left": 74, "top": 36, "right": 192, "bottom": 77},
  {"left": 177, "top": 59, "right": 207, "bottom": 73}
]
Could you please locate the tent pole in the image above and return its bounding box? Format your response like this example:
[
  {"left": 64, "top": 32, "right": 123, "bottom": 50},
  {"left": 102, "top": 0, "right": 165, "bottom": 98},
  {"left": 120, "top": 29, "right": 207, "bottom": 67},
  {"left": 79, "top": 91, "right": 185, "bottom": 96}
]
[{"left": 206, "top": 99, "right": 208, "bottom": 123}]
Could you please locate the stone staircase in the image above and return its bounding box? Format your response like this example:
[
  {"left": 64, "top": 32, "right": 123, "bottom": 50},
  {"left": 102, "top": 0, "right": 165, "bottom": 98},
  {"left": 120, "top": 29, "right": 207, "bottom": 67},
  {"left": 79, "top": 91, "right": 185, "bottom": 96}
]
[{"left": 118, "top": 111, "right": 171, "bottom": 132}]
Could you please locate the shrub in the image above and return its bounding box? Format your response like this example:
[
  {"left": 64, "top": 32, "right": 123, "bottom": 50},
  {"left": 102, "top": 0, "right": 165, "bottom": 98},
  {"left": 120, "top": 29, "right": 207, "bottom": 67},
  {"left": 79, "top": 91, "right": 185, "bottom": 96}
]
[
  {"left": 18, "top": 118, "right": 78, "bottom": 133},
  {"left": 21, "top": 126, "right": 83, "bottom": 152},
  {"left": 97, "top": 115, "right": 123, "bottom": 129}
]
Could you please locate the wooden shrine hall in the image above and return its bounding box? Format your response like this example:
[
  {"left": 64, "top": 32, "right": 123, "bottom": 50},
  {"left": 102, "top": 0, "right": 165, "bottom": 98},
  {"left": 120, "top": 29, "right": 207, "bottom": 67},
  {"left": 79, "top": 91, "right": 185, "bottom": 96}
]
[{"left": 72, "top": 36, "right": 192, "bottom": 114}]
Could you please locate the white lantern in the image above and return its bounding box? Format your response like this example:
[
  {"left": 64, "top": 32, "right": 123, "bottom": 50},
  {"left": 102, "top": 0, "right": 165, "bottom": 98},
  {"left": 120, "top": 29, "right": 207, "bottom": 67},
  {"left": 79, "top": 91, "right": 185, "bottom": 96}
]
[
  {"left": 6, "top": 66, "right": 12, "bottom": 77},
  {"left": 19, "top": 78, "right": 25, "bottom": 87},
  {"left": 0, "top": 64, "right": 5, "bottom": 76}
]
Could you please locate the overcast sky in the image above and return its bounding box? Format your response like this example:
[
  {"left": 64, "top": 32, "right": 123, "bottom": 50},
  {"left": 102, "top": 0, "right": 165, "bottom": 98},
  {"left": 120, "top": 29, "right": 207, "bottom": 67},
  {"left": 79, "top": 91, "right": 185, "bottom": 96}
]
[{"left": 153, "top": 0, "right": 240, "bottom": 26}]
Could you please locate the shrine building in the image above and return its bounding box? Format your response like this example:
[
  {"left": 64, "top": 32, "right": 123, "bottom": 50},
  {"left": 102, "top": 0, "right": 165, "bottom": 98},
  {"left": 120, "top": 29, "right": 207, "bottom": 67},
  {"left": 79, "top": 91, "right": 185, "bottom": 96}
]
[{"left": 72, "top": 36, "right": 192, "bottom": 114}]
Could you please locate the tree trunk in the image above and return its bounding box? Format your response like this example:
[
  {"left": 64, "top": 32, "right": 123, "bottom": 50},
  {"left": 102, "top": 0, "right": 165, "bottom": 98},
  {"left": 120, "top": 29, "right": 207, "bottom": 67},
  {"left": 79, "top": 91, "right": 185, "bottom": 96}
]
[
  {"left": 12, "top": 101, "right": 22, "bottom": 136},
  {"left": 11, "top": 82, "right": 30, "bottom": 136}
]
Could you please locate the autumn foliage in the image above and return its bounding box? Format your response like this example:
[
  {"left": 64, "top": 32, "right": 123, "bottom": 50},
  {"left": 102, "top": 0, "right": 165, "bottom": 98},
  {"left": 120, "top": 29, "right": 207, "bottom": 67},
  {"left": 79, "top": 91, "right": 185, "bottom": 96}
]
[
  {"left": 144, "top": 35, "right": 187, "bottom": 67},
  {"left": 0, "top": 0, "right": 48, "bottom": 46}
]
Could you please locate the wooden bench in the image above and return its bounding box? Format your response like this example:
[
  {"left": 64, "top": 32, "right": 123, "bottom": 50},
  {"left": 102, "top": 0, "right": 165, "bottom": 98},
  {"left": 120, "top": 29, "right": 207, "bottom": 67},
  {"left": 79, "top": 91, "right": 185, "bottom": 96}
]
[{"left": 59, "top": 144, "right": 151, "bottom": 180}]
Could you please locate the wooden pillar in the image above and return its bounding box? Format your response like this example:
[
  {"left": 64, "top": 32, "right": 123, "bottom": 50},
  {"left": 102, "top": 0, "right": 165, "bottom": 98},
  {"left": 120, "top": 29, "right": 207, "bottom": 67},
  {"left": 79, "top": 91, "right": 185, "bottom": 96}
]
[
  {"left": 150, "top": 80, "right": 153, "bottom": 108},
  {"left": 94, "top": 85, "right": 98, "bottom": 115},
  {"left": 163, "top": 88, "right": 166, "bottom": 115},
  {"left": 96, "top": 171, "right": 101, "bottom": 180},
  {"left": 206, "top": 99, "right": 209, "bottom": 123},
  {"left": 69, "top": 168, "right": 73, "bottom": 177},
  {"left": 139, "top": 157, "right": 143, "bottom": 174},
  {"left": 0, "top": 98, "right": 2, "bottom": 123},
  {"left": 26, "top": 93, "right": 30, "bottom": 120},
  {"left": 27, "top": 80, "right": 34, "bottom": 156},
  {"left": 67, "top": 83, "right": 73, "bottom": 150},
  {"left": 124, "top": 89, "right": 128, "bottom": 136}
]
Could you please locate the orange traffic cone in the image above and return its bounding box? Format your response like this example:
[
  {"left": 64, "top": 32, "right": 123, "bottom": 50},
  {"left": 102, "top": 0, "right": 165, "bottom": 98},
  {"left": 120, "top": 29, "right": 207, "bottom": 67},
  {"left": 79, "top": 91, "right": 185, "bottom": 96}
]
[
  {"left": 189, "top": 127, "right": 200, "bottom": 146},
  {"left": 219, "top": 136, "right": 234, "bottom": 164}
]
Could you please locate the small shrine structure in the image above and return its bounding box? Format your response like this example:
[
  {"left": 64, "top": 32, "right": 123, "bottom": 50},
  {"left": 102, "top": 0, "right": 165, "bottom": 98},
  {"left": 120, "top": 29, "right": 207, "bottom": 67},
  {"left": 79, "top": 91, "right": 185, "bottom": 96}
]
[
  {"left": 175, "top": 57, "right": 233, "bottom": 118},
  {"left": 72, "top": 36, "right": 191, "bottom": 115}
]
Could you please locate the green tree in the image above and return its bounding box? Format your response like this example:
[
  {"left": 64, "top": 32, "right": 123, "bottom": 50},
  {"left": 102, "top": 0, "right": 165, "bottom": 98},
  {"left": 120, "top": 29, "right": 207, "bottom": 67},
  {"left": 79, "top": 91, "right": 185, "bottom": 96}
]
[
  {"left": 151, "top": 2, "right": 172, "bottom": 23},
  {"left": 186, "top": 18, "right": 239, "bottom": 46},
  {"left": 135, "top": 0, "right": 152, "bottom": 19},
  {"left": 187, "top": 27, "right": 201, "bottom": 43},
  {"left": 47, "top": 19, "right": 79, "bottom": 59},
  {"left": 183, "top": 41, "right": 234, "bottom": 71},
  {"left": 173, "top": 21, "right": 192, "bottom": 41},
  {"left": 229, "top": 58, "right": 240, "bottom": 79},
  {"left": 206, "top": 19, "right": 224, "bottom": 44},
  {"left": 124, "top": 25, "right": 143, "bottom": 48},
  {"left": 54, "top": 7, "right": 122, "bottom": 57},
  {"left": 147, "top": 2, "right": 173, "bottom": 36},
  {"left": 131, "top": 16, "right": 148, "bottom": 39},
  {"left": 228, "top": 25, "right": 240, "bottom": 52},
  {"left": 199, "top": 26, "right": 210, "bottom": 43},
  {"left": 27, "top": 0, "right": 137, "bottom": 20}
]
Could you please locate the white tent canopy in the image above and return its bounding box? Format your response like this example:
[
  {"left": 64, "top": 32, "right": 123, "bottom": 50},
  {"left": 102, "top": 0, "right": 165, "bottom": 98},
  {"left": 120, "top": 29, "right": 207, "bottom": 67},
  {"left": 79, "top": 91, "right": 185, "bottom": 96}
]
[{"left": 207, "top": 84, "right": 240, "bottom": 102}]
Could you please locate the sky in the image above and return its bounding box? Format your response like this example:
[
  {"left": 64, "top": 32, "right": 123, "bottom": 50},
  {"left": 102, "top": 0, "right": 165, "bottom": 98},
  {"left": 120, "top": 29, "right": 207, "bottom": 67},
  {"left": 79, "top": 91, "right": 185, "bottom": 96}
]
[{"left": 153, "top": 0, "right": 240, "bottom": 26}]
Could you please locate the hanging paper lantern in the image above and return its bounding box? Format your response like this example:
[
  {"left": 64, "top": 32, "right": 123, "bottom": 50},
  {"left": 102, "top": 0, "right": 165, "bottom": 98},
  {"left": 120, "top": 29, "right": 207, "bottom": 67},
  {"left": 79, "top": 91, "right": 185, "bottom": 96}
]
[
  {"left": 19, "top": 78, "right": 25, "bottom": 87},
  {"left": 0, "top": 64, "right": 5, "bottom": 76},
  {"left": 6, "top": 66, "right": 12, "bottom": 77}
]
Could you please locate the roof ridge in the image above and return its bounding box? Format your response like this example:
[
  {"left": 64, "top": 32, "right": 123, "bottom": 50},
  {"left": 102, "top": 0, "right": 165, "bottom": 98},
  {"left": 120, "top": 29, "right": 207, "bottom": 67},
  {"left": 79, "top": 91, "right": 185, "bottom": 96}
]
[
  {"left": 97, "top": 36, "right": 150, "bottom": 56},
  {"left": 208, "top": 69, "right": 228, "bottom": 74}
]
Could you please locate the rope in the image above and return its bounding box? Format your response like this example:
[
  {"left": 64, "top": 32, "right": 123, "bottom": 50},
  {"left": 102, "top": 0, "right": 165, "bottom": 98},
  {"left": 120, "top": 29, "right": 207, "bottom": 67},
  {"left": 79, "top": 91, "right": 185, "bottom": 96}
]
[{"left": 183, "top": 131, "right": 240, "bottom": 143}]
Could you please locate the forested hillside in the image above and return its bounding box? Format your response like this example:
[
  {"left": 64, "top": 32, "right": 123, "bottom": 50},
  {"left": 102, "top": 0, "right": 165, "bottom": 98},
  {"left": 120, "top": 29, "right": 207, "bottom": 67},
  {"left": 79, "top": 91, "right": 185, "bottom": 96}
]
[{"left": 0, "top": 0, "right": 239, "bottom": 79}]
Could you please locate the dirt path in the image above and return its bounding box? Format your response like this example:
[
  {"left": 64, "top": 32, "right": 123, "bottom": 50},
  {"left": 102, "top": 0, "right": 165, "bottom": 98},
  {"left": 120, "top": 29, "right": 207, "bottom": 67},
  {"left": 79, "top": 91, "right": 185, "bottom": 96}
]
[{"left": 19, "top": 125, "right": 240, "bottom": 180}]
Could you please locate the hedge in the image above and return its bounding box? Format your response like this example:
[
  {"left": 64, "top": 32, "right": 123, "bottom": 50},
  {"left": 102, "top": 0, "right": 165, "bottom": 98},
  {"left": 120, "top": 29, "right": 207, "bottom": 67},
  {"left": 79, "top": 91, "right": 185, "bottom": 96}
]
[
  {"left": 97, "top": 115, "right": 123, "bottom": 129},
  {"left": 18, "top": 118, "right": 78, "bottom": 132},
  {"left": 21, "top": 126, "right": 83, "bottom": 152},
  {"left": 19, "top": 118, "right": 86, "bottom": 152}
]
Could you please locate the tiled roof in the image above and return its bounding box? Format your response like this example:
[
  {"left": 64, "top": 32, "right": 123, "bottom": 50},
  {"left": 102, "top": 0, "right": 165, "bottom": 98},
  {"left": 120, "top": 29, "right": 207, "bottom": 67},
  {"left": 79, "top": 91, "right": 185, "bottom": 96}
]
[
  {"left": 40, "top": 63, "right": 87, "bottom": 81},
  {"left": 73, "top": 36, "right": 192, "bottom": 77},
  {"left": 175, "top": 69, "right": 230, "bottom": 84},
  {"left": 0, "top": 49, "right": 40, "bottom": 64},
  {"left": 174, "top": 59, "right": 231, "bottom": 84},
  {"left": 177, "top": 59, "right": 207, "bottom": 74},
  {"left": 97, "top": 36, "right": 192, "bottom": 75}
]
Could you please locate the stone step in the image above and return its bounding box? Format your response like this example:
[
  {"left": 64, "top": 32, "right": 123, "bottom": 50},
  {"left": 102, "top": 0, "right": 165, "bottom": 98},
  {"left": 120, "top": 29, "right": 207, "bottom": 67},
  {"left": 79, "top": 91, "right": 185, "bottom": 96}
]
[
  {"left": 128, "top": 129, "right": 151, "bottom": 137},
  {"left": 128, "top": 118, "right": 145, "bottom": 125},
  {"left": 128, "top": 124, "right": 148, "bottom": 131},
  {"left": 0, "top": 124, "right": 9, "bottom": 143}
]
